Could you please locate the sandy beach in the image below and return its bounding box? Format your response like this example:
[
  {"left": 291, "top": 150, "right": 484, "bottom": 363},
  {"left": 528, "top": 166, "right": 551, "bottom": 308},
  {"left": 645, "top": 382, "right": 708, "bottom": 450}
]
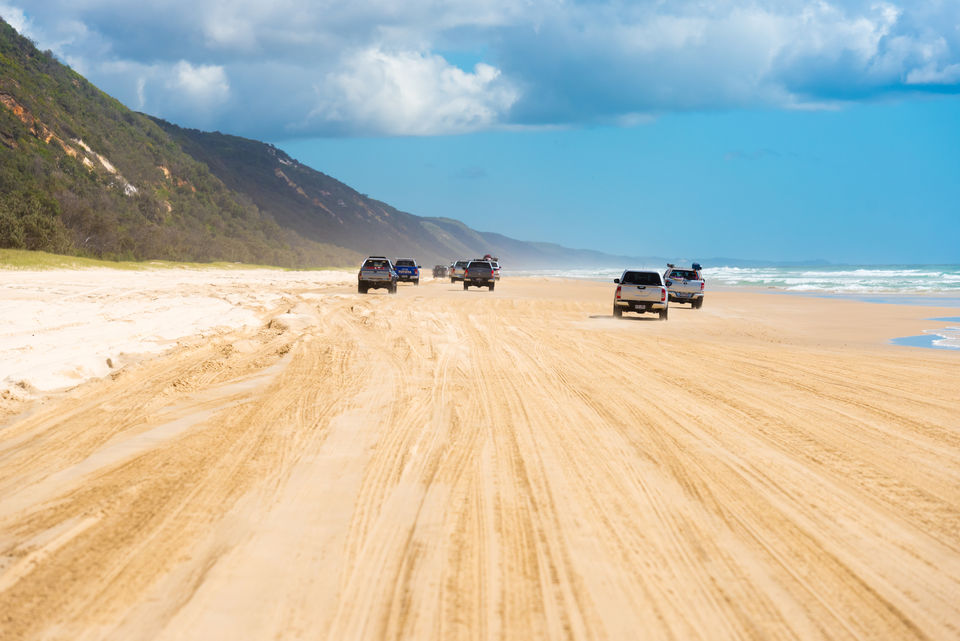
[{"left": 1, "top": 269, "right": 958, "bottom": 640}]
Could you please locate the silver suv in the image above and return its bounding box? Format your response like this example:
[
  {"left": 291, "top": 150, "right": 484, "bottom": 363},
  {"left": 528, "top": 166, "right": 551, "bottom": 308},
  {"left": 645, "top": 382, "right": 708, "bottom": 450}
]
[
  {"left": 663, "top": 263, "right": 705, "bottom": 308},
  {"left": 358, "top": 256, "right": 398, "bottom": 294},
  {"left": 449, "top": 260, "right": 469, "bottom": 282}
]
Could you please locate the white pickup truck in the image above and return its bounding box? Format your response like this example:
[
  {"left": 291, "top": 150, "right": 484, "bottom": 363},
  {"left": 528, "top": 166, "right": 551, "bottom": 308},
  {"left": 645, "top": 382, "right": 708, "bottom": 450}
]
[
  {"left": 663, "top": 263, "right": 705, "bottom": 309},
  {"left": 613, "top": 270, "right": 669, "bottom": 320}
]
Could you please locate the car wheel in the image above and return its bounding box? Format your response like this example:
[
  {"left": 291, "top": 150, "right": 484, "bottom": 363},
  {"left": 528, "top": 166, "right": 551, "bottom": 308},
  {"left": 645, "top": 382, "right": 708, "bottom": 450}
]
[
  {"left": 414, "top": 280, "right": 419, "bottom": 286},
  {"left": 463, "top": 281, "right": 469, "bottom": 290},
  {"left": 358, "top": 283, "right": 366, "bottom": 294},
  {"left": 659, "top": 308, "right": 668, "bottom": 320},
  {"left": 488, "top": 283, "right": 495, "bottom": 291},
  {"left": 613, "top": 305, "right": 623, "bottom": 318}
]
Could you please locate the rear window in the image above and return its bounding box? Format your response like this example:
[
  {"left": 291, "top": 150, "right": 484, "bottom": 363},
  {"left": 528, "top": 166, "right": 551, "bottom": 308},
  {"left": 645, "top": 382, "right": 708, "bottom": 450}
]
[
  {"left": 395, "top": 259, "right": 415, "bottom": 266},
  {"left": 468, "top": 261, "right": 492, "bottom": 269},
  {"left": 669, "top": 269, "right": 699, "bottom": 280},
  {"left": 455, "top": 261, "right": 469, "bottom": 267},
  {"left": 364, "top": 259, "right": 390, "bottom": 269},
  {"left": 621, "top": 271, "right": 662, "bottom": 286}
]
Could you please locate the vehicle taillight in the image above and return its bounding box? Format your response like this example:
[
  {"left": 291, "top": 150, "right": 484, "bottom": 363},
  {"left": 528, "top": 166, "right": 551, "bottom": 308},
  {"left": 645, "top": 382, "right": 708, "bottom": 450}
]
[
  {"left": 616, "top": 286, "right": 622, "bottom": 299},
  {"left": 661, "top": 288, "right": 666, "bottom": 301},
  {"left": 700, "top": 282, "right": 705, "bottom": 291}
]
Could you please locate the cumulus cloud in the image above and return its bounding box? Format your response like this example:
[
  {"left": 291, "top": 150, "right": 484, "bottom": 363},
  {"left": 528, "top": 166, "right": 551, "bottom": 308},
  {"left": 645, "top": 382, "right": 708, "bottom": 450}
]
[
  {"left": 499, "top": 0, "right": 960, "bottom": 121},
  {"left": 168, "top": 60, "right": 230, "bottom": 107},
  {"left": 305, "top": 48, "right": 517, "bottom": 135},
  {"left": 59, "top": 57, "right": 230, "bottom": 129},
  {"left": 2, "top": 0, "right": 958, "bottom": 137},
  {"left": 907, "top": 63, "right": 960, "bottom": 85},
  {"left": 0, "top": 3, "right": 29, "bottom": 34}
]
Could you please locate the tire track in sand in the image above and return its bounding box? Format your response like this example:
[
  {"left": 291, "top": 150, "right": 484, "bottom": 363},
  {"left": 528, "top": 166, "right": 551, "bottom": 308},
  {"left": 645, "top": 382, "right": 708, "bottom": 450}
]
[{"left": 0, "top": 280, "right": 958, "bottom": 640}]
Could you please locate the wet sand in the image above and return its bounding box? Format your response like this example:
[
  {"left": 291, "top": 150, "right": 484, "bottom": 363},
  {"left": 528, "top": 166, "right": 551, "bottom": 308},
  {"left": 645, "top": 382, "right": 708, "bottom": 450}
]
[{"left": 1, "top": 272, "right": 958, "bottom": 640}]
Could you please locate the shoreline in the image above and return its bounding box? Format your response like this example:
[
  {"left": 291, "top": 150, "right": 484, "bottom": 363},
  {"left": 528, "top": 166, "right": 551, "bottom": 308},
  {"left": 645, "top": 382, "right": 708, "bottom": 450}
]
[
  {"left": 510, "top": 272, "right": 960, "bottom": 350},
  {"left": 2, "top": 269, "right": 956, "bottom": 394},
  {"left": 729, "top": 290, "right": 960, "bottom": 350},
  {"left": 504, "top": 263, "right": 960, "bottom": 301},
  {"left": 756, "top": 290, "right": 960, "bottom": 350},
  {"left": 2, "top": 269, "right": 957, "bottom": 417}
]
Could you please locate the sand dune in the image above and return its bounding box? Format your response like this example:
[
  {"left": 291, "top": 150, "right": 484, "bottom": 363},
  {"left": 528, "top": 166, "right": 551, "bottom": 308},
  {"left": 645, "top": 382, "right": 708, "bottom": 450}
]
[{"left": 1, "top": 273, "right": 958, "bottom": 640}]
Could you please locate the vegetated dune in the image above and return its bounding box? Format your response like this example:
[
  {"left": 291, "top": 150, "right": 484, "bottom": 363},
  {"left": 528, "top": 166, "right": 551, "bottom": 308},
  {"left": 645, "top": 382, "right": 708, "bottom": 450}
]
[{"left": 0, "top": 274, "right": 958, "bottom": 640}]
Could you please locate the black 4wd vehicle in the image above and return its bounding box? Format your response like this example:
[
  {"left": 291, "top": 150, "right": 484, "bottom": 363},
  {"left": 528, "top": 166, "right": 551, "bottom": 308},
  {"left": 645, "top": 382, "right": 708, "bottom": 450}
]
[
  {"left": 358, "top": 256, "right": 398, "bottom": 294},
  {"left": 463, "top": 261, "right": 496, "bottom": 291}
]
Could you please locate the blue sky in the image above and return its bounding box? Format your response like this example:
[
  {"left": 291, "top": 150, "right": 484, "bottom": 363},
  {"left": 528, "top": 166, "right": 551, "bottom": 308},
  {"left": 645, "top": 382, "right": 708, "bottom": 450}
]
[{"left": 3, "top": 1, "right": 959, "bottom": 263}]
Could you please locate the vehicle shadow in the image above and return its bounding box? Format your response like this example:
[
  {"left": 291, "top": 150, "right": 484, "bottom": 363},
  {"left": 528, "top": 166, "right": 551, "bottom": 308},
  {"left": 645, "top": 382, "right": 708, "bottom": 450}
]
[{"left": 588, "top": 314, "right": 662, "bottom": 322}]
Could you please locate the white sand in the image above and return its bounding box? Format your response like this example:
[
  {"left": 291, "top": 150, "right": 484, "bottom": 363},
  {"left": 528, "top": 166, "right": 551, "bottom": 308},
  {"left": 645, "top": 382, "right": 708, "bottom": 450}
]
[
  {"left": 0, "top": 268, "right": 353, "bottom": 396},
  {"left": 1, "top": 272, "right": 959, "bottom": 640}
]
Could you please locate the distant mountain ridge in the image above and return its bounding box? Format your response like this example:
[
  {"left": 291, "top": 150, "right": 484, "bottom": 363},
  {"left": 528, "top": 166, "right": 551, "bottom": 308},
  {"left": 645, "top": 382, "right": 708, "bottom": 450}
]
[{"left": 151, "top": 120, "right": 654, "bottom": 268}]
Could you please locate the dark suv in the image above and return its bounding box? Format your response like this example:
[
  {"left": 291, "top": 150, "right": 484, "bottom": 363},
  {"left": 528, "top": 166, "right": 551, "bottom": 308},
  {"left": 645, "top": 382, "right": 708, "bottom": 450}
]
[{"left": 463, "top": 261, "right": 496, "bottom": 291}]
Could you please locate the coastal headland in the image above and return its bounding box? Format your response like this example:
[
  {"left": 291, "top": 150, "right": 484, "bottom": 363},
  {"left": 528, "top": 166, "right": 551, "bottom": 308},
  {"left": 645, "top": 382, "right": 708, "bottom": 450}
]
[{"left": 1, "top": 269, "right": 958, "bottom": 640}]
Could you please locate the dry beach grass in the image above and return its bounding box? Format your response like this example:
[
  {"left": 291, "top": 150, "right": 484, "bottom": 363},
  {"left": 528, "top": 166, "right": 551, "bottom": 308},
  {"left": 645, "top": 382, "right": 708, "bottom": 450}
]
[{"left": 1, "top": 271, "right": 958, "bottom": 640}]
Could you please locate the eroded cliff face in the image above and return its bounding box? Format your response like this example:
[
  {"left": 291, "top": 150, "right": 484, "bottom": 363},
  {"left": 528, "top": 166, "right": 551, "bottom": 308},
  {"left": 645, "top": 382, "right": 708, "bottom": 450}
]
[
  {"left": 0, "top": 91, "right": 139, "bottom": 196},
  {"left": 2, "top": 91, "right": 69, "bottom": 150}
]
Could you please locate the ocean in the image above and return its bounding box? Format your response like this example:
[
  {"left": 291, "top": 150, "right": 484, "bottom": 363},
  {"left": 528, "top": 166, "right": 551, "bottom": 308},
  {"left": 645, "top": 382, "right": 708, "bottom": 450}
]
[
  {"left": 508, "top": 264, "right": 960, "bottom": 294},
  {"left": 505, "top": 264, "right": 960, "bottom": 350}
]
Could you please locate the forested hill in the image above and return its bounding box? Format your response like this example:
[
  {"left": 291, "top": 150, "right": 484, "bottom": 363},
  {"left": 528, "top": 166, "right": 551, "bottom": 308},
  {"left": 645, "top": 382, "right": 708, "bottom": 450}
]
[
  {"left": 0, "top": 16, "right": 634, "bottom": 268},
  {"left": 153, "top": 121, "right": 637, "bottom": 268},
  {"left": 0, "top": 18, "right": 356, "bottom": 266},
  {"left": 152, "top": 121, "right": 490, "bottom": 267}
]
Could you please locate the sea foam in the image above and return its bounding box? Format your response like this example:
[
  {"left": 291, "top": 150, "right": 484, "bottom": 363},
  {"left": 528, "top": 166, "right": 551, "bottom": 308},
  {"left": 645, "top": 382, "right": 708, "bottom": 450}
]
[{"left": 508, "top": 265, "right": 960, "bottom": 294}]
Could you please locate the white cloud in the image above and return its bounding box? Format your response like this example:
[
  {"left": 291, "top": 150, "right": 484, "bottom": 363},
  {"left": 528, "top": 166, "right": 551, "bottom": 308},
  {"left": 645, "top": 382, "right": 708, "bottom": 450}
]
[
  {"left": 907, "top": 62, "right": 960, "bottom": 85},
  {"left": 6, "top": 1, "right": 960, "bottom": 136},
  {"left": 0, "top": 3, "right": 29, "bottom": 35},
  {"left": 781, "top": 2, "right": 897, "bottom": 61},
  {"left": 307, "top": 48, "right": 518, "bottom": 135},
  {"left": 135, "top": 76, "right": 146, "bottom": 109},
  {"left": 66, "top": 57, "right": 231, "bottom": 129},
  {"left": 168, "top": 60, "right": 230, "bottom": 107}
]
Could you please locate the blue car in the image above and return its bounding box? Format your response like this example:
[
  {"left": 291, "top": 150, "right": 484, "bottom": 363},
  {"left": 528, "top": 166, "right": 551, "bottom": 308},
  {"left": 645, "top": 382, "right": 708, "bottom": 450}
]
[{"left": 394, "top": 258, "right": 420, "bottom": 285}]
